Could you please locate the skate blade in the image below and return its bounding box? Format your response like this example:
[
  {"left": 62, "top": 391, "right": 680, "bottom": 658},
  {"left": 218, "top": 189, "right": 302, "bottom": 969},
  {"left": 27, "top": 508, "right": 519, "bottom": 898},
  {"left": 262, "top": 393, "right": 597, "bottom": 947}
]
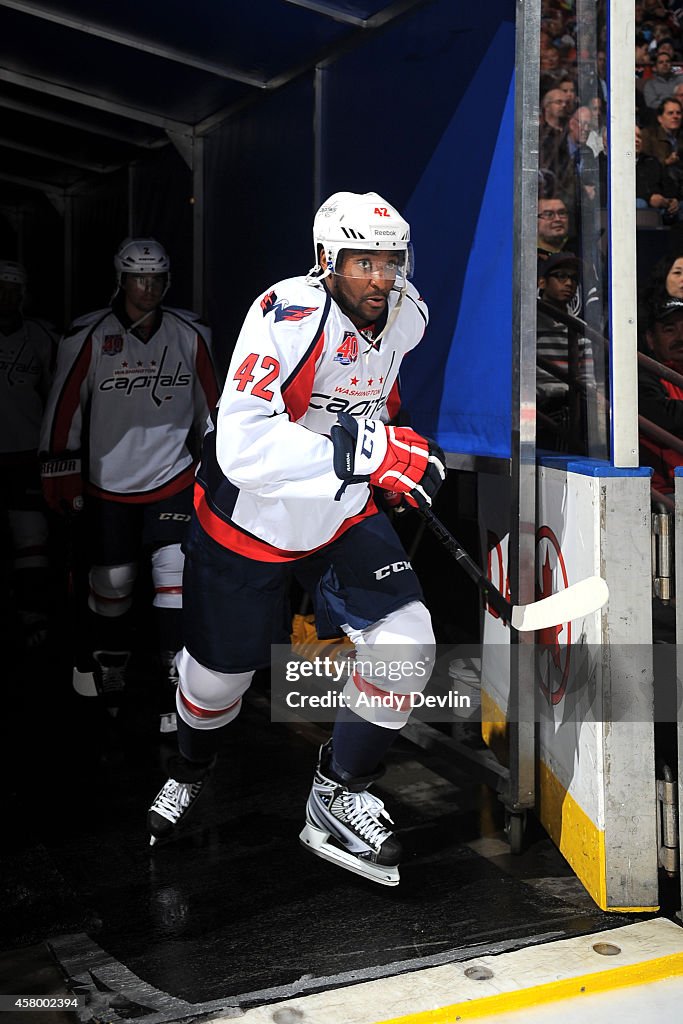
[
  {"left": 299, "top": 822, "right": 400, "bottom": 887},
  {"left": 72, "top": 668, "right": 98, "bottom": 698}
]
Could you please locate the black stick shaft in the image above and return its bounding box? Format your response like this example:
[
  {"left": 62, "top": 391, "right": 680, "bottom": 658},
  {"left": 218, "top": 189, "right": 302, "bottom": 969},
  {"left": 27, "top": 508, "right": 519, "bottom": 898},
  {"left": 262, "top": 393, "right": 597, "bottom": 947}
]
[{"left": 419, "top": 507, "right": 516, "bottom": 625}]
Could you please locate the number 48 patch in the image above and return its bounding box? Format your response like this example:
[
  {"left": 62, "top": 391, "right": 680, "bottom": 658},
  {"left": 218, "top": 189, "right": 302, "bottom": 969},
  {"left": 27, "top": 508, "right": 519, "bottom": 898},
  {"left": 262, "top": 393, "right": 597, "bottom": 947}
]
[{"left": 233, "top": 353, "right": 280, "bottom": 400}]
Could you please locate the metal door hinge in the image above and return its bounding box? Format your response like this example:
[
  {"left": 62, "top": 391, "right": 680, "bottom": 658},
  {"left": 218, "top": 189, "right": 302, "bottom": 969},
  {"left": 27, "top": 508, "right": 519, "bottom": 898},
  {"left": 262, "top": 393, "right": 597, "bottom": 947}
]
[
  {"left": 652, "top": 511, "right": 674, "bottom": 603},
  {"left": 657, "top": 770, "right": 679, "bottom": 877}
]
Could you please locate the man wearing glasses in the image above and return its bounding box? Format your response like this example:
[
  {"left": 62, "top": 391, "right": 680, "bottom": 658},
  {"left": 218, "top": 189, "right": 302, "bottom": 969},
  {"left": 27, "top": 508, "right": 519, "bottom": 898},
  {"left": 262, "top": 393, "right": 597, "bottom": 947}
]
[
  {"left": 537, "top": 198, "right": 572, "bottom": 260},
  {"left": 537, "top": 252, "right": 593, "bottom": 451}
]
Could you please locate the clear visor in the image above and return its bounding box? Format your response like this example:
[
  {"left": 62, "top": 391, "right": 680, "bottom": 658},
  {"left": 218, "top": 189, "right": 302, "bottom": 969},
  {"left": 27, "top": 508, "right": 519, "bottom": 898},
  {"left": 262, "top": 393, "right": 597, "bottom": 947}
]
[
  {"left": 125, "top": 273, "right": 168, "bottom": 290},
  {"left": 333, "top": 245, "right": 413, "bottom": 281}
]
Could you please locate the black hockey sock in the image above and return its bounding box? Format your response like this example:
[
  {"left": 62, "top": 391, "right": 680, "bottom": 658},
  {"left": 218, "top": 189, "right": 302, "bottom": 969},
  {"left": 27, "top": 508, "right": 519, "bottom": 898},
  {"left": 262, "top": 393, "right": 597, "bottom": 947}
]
[
  {"left": 88, "top": 608, "right": 133, "bottom": 657},
  {"left": 155, "top": 606, "right": 182, "bottom": 655},
  {"left": 177, "top": 714, "right": 227, "bottom": 764},
  {"left": 330, "top": 707, "right": 398, "bottom": 780},
  {"left": 167, "top": 753, "right": 214, "bottom": 783}
]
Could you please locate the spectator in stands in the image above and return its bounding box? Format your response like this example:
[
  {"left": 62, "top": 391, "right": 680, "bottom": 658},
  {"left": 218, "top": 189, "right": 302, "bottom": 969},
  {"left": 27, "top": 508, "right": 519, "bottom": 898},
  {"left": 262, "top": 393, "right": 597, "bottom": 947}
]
[
  {"left": 537, "top": 195, "right": 603, "bottom": 326},
  {"left": 662, "top": 254, "right": 683, "bottom": 298},
  {"left": 585, "top": 96, "right": 606, "bottom": 157},
  {"left": 638, "top": 297, "right": 683, "bottom": 494},
  {"left": 568, "top": 106, "right": 600, "bottom": 203},
  {"left": 636, "top": 124, "right": 681, "bottom": 220},
  {"left": 541, "top": 6, "right": 566, "bottom": 47},
  {"left": 639, "top": 253, "right": 683, "bottom": 317},
  {"left": 540, "top": 47, "right": 563, "bottom": 74},
  {"left": 596, "top": 49, "right": 609, "bottom": 107},
  {"left": 537, "top": 252, "right": 594, "bottom": 451},
  {"left": 656, "top": 39, "right": 677, "bottom": 62},
  {"left": 651, "top": 25, "right": 682, "bottom": 54},
  {"left": 557, "top": 73, "right": 578, "bottom": 114},
  {"left": 636, "top": 33, "right": 652, "bottom": 71},
  {"left": 641, "top": 98, "right": 683, "bottom": 179},
  {"left": 539, "top": 88, "right": 575, "bottom": 214},
  {"left": 643, "top": 50, "right": 679, "bottom": 108},
  {"left": 642, "top": 0, "right": 671, "bottom": 24},
  {"left": 537, "top": 197, "right": 572, "bottom": 261},
  {"left": 541, "top": 87, "right": 570, "bottom": 132}
]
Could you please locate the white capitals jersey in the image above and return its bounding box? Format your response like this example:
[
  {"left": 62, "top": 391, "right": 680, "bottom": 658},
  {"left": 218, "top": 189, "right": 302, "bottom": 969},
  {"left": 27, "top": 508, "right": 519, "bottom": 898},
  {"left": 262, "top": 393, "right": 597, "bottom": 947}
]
[
  {"left": 196, "top": 274, "right": 428, "bottom": 558},
  {"left": 0, "top": 318, "right": 56, "bottom": 460},
  {"left": 41, "top": 302, "right": 219, "bottom": 501}
]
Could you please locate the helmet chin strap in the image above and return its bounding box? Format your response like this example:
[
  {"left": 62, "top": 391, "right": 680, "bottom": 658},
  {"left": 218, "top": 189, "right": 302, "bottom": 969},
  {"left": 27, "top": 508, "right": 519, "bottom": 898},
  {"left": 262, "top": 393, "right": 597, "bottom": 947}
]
[
  {"left": 305, "top": 263, "right": 330, "bottom": 284},
  {"left": 126, "top": 309, "right": 156, "bottom": 333},
  {"left": 360, "top": 278, "right": 407, "bottom": 348}
]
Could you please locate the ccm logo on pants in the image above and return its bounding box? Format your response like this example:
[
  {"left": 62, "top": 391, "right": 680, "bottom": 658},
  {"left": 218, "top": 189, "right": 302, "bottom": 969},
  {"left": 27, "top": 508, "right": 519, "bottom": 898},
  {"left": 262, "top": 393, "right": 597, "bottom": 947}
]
[{"left": 374, "top": 560, "right": 411, "bottom": 580}]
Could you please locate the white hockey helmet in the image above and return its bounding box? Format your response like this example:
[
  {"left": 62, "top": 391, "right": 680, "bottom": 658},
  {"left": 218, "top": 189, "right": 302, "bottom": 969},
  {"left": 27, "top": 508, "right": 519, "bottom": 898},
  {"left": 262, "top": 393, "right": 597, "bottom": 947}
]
[
  {"left": 312, "top": 192, "right": 411, "bottom": 279},
  {"left": 0, "top": 259, "right": 27, "bottom": 287},
  {"left": 114, "top": 238, "right": 170, "bottom": 284}
]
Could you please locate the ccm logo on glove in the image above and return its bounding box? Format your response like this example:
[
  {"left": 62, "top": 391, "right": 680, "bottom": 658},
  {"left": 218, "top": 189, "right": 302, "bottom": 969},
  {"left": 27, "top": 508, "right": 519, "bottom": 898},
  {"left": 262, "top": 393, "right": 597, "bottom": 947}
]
[{"left": 331, "top": 411, "right": 445, "bottom": 509}]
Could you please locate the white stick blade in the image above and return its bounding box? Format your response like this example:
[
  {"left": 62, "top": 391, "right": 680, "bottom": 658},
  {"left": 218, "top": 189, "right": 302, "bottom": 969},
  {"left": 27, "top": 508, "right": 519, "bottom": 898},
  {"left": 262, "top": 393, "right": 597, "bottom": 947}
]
[{"left": 510, "top": 576, "right": 609, "bottom": 632}]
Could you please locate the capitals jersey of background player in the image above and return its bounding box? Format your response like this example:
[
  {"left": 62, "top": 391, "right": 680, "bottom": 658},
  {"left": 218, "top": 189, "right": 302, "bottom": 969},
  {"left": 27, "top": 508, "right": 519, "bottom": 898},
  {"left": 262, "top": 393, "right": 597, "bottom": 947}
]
[{"left": 41, "top": 305, "right": 218, "bottom": 501}]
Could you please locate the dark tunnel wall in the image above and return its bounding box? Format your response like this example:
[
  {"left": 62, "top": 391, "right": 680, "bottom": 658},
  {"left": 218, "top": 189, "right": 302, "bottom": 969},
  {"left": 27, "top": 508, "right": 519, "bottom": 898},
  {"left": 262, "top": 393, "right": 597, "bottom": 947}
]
[
  {"left": 204, "top": 74, "right": 315, "bottom": 381},
  {"left": 130, "top": 147, "right": 195, "bottom": 313},
  {"left": 66, "top": 147, "right": 194, "bottom": 327}
]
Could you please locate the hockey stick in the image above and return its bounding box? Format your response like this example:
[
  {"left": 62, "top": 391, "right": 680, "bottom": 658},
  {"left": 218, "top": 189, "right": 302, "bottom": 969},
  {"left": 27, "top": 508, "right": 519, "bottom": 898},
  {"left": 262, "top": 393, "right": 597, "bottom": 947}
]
[{"left": 419, "top": 507, "right": 609, "bottom": 632}]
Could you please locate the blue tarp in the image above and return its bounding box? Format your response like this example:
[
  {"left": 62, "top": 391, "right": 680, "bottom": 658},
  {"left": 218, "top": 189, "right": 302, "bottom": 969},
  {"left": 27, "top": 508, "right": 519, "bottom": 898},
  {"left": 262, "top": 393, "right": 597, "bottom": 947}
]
[{"left": 402, "top": 21, "right": 515, "bottom": 459}]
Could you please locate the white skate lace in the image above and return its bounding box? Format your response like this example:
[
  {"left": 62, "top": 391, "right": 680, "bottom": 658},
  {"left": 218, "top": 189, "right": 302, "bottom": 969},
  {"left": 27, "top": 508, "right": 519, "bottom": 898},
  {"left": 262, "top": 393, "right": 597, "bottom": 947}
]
[
  {"left": 100, "top": 667, "right": 125, "bottom": 693},
  {"left": 153, "top": 779, "right": 199, "bottom": 822},
  {"left": 341, "top": 790, "right": 394, "bottom": 848}
]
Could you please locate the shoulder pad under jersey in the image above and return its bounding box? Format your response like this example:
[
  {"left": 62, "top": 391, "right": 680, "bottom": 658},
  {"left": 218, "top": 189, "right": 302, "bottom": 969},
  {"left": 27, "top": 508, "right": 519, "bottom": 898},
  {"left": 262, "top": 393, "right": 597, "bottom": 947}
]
[
  {"left": 62, "top": 308, "right": 110, "bottom": 338},
  {"left": 163, "top": 307, "right": 210, "bottom": 327},
  {"left": 25, "top": 317, "right": 59, "bottom": 336}
]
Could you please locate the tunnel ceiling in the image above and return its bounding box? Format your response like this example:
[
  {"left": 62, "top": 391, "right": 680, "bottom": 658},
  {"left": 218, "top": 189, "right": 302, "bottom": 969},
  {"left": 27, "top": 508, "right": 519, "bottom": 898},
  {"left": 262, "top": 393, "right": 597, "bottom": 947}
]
[{"left": 0, "top": 0, "right": 428, "bottom": 201}]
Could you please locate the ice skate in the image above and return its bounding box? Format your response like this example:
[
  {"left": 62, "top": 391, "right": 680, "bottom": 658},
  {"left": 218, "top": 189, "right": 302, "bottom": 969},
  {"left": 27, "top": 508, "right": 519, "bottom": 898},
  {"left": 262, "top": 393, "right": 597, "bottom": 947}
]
[
  {"left": 148, "top": 755, "right": 214, "bottom": 846},
  {"left": 91, "top": 650, "right": 130, "bottom": 716},
  {"left": 299, "top": 743, "right": 401, "bottom": 886}
]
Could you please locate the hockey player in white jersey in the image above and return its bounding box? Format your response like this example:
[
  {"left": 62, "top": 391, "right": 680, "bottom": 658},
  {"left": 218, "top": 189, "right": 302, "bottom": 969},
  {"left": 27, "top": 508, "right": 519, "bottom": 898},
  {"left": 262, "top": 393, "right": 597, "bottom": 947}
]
[
  {"left": 147, "top": 193, "right": 445, "bottom": 884},
  {"left": 0, "top": 260, "right": 57, "bottom": 648},
  {"left": 40, "top": 239, "right": 219, "bottom": 730}
]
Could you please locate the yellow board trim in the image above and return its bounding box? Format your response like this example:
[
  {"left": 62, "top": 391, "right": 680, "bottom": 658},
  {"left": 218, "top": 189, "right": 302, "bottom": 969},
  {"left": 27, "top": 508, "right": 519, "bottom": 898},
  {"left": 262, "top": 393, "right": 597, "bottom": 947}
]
[
  {"left": 537, "top": 759, "right": 659, "bottom": 913},
  {"left": 481, "top": 692, "right": 658, "bottom": 912},
  {"left": 372, "top": 951, "right": 683, "bottom": 1024},
  {"left": 480, "top": 690, "right": 508, "bottom": 768}
]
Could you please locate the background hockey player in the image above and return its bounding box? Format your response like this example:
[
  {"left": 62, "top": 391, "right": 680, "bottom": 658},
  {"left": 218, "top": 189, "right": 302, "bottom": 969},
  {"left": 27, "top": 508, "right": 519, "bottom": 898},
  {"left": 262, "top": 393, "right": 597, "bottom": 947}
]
[
  {"left": 147, "top": 192, "right": 445, "bottom": 886},
  {"left": 40, "top": 239, "right": 219, "bottom": 732},
  {"left": 0, "top": 260, "right": 57, "bottom": 650}
]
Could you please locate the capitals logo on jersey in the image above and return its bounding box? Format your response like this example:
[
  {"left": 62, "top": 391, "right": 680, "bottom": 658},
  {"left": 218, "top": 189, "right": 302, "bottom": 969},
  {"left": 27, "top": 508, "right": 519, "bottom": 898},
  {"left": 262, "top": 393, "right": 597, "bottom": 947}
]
[
  {"left": 102, "top": 334, "right": 124, "bottom": 356},
  {"left": 260, "top": 290, "right": 317, "bottom": 323},
  {"left": 334, "top": 331, "right": 359, "bottom": 365}
]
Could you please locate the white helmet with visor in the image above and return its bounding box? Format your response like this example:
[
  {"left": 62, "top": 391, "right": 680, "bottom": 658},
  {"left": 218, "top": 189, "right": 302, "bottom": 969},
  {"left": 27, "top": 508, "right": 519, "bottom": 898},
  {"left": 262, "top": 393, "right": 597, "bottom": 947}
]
[
  {"left": 311, "top": 192, "right": 412, "bottom": 282},
  {"left": 0, "top": 260, "right": 28, "bottom": 287},
  {"left": 114, "top": 238, "right": 170, "bottom": 285}
]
